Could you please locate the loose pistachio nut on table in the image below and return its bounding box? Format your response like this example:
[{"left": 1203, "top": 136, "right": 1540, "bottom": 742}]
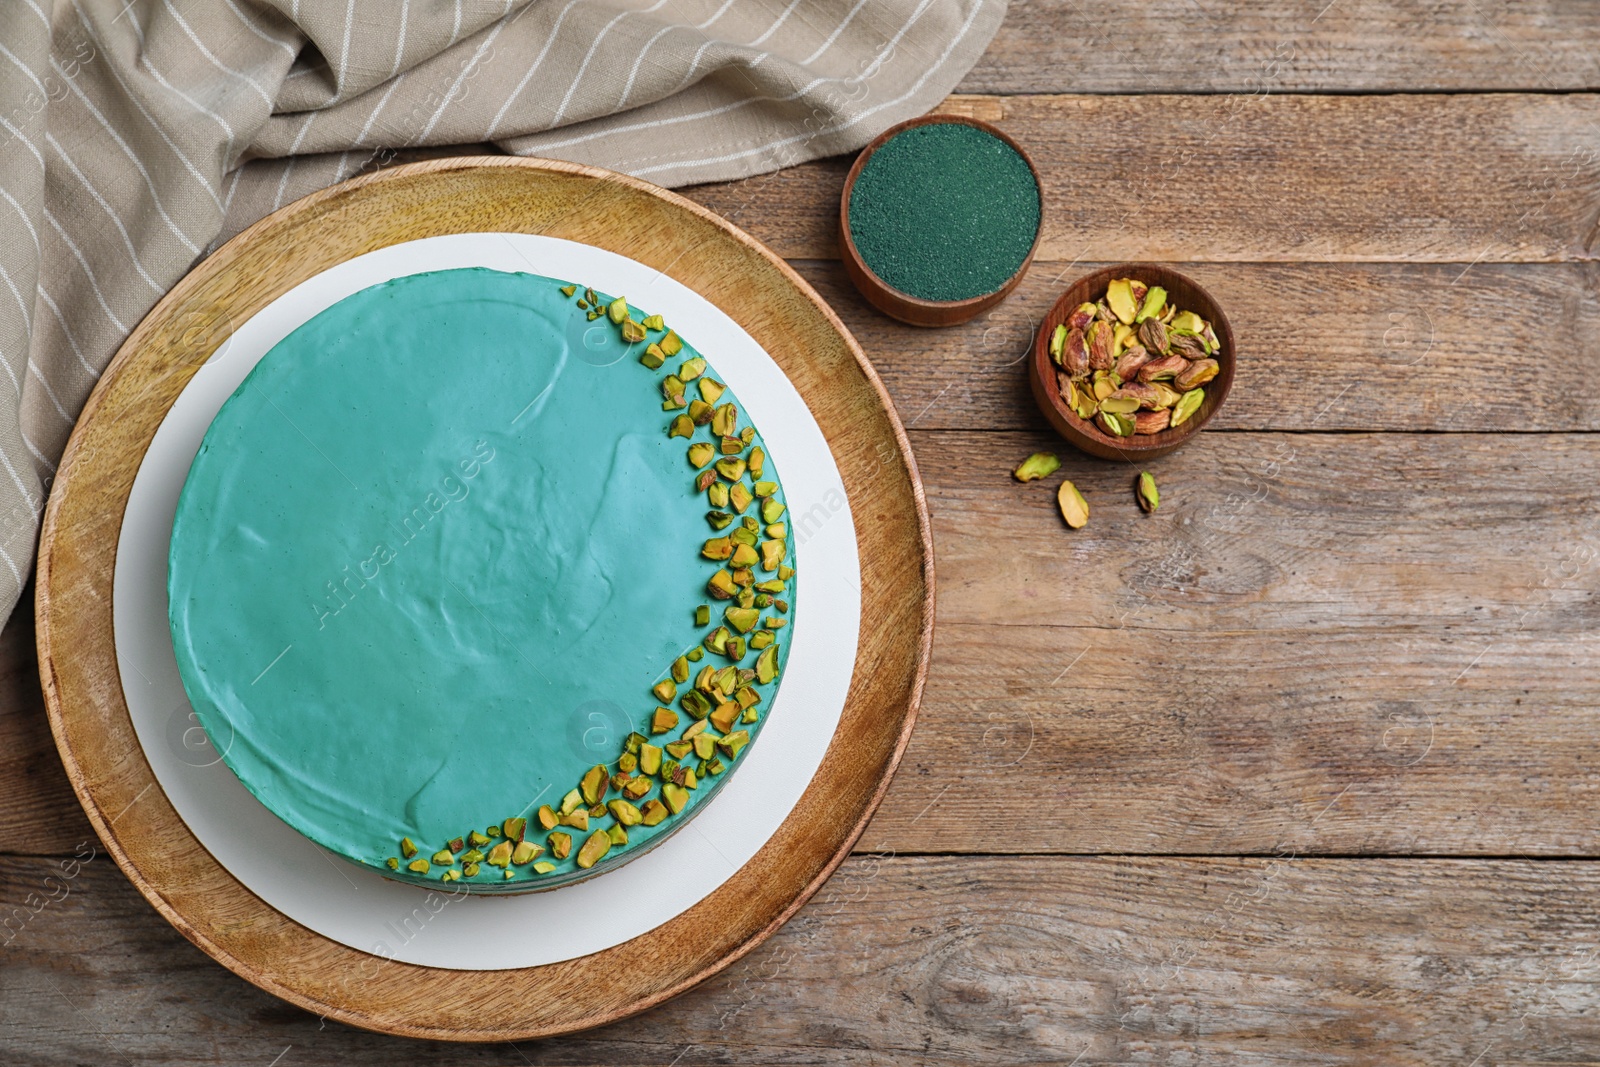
[
  {"left": 1048, "top": 278, "right": 1221, "bottom": 439},
  {"left": 1012, "top": 450, "right": 1162, "bottom": 530}
]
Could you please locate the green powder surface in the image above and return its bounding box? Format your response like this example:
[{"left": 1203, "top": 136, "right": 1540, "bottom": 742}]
[{"left": 848, "top": 123, "right": 1041, "bottom": 303}]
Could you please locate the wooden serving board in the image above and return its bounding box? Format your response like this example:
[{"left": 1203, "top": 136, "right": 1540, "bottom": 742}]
[{"left": 33, "top": 157, "right": 933, "bottom": 1041}]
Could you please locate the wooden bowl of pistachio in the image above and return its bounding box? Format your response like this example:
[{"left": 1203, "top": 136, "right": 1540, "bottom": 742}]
[{"left": 1030, "top": 264, "right": 1234, "bottom": 461}]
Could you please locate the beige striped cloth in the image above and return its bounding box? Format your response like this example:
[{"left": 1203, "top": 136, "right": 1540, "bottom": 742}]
[{"left": 0, "top": 0, "right": 1004, "bottom": 626}]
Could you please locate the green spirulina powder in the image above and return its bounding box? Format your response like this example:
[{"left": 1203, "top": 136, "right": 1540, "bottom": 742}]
[{"left": 848, "top": 123, "right": 1040, "bottom": 303}]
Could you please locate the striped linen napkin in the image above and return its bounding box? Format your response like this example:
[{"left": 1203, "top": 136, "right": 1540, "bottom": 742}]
[{"left": 0, "top": 0, "right": 1004, "bottom": 625}]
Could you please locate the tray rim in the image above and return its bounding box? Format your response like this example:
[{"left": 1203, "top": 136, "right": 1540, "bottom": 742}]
[{"left": 35, "top": 155, "right": 934, "bottom": 1041}]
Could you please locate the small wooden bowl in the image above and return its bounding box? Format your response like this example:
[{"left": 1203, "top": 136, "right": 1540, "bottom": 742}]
[
  {"left": 839, "top": 115, "right": 1043, "bottom": 327},
  {"left": 1030, "top": 263, "right": 1235, "bottom": 461}
]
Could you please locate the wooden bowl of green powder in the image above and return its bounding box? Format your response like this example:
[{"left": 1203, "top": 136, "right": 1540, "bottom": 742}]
[{"left": 840, "top": 115, "right": 1043, "bottom": 327}]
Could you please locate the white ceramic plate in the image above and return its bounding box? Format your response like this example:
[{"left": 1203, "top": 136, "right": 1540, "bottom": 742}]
[{"left": 113, "top": 233, "right": 860, "bottom": 971}]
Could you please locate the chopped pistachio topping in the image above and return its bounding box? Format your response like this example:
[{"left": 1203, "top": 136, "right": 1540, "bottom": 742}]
[{"left": 576, "top": 829, "right": 612, "bottom": 869}]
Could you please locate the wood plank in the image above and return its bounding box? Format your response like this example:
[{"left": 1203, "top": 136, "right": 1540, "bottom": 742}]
[
  {"left": 0, "top": 601, "right": 92, "bottom": 857},
  {"left": 7, "top": 431, "right": 1600, "bottom": 857},
  {"left": 860, "top": 429, "right": 1600, "bottom": 855},
  {"left": 3, "top": 853, "right": 1598, "bottom": 1063},
  {"left": 683, "top": 93, "right": 1600, "bottom": 262},
  {"left": 959, "top": 0, "right": 1600, "bottom": 94},
  {"left": 792, "top": 259, "right": 1600, "bottom": 433}
]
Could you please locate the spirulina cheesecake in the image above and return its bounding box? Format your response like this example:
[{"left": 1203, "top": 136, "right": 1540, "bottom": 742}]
[{"left": 167, "top": 267, "right": 796, "bottom": 891}]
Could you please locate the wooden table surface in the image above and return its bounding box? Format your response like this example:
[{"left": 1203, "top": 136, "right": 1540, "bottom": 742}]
[{"left": 6, "top": 3, "right": 1600, "bottom": 1062}]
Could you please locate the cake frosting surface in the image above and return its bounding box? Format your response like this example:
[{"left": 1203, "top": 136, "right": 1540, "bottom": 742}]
[{"left": 167, "top": 266, "right": 796, "bottom": 890}]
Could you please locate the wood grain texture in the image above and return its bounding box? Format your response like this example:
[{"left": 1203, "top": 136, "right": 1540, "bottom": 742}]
[
  {"left": 794, "top": 259, "right": 1600, "bottom": 433},
  {"left": 684, "top": 93, "right": 1600, "bottom": 262},
  {"left": 6, "top": 853, "right": 1600, "bottom": 1065},
  {"left": 959, "top": 0, "right": 1600, "bottom": 94},
  {"left": 14, "top": 429, "right": 1599, "bottom": 858},
  {"left": 863, "top": 430, "right": 1600, "bottom": 855},
  {"left": 31, "top": 157, "right": 933, "bottom": 1040}
]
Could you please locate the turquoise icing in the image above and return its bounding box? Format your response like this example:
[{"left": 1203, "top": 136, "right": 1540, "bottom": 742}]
[{"left": 167, "top": 267, "right": 797, "bottom": 891}]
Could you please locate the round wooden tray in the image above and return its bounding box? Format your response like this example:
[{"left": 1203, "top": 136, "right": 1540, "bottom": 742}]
[{"left": 34, "top": 157, "right": 934, "bottom": 1041}]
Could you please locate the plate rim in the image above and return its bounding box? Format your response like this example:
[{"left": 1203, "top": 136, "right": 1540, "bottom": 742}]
[{"left": 35, "top": 155, "right": 934, "bottom": 1041}]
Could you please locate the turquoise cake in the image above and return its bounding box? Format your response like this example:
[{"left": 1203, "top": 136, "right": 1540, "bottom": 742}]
[{"left": 167, "top": 267, "right": 797, "bottom": 892}]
